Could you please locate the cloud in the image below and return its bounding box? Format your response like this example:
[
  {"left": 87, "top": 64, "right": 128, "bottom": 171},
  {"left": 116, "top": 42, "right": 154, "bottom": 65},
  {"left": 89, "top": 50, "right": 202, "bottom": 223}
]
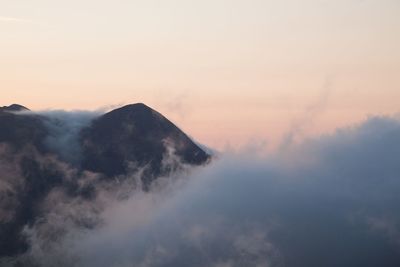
[
  {"left": 280, "top": 76, "right": 334, "bottom": 150},
  {"left": 0, "top": 16, "right": 32, "bottom": 24},
  {"left": 37, "top": 110, "right": 100, "bottom": 164},
  {"left": 4, "top": 115, "right": 400, "bottom": 266},
  {"left": 153, "top": 90, "right": 192, "bottom": 121}
]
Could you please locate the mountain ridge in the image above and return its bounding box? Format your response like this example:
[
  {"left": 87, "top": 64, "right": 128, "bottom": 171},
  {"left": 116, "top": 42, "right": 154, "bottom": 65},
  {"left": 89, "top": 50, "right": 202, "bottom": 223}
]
[{"left": 0, "top": 102, "right": 210, "bottom": 257}]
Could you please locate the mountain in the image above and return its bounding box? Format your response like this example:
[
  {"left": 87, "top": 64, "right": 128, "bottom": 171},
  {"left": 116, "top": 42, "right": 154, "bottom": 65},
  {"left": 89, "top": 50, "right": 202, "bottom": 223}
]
[
  {"left": 0, "top": 103, "right": 210, "bottom": 257},
  {"left": 0, "top": 104, "right": 30, "bottom": 112},
  {"left": 0, "top": 103, "right": 209, "bottom": 179},
  {"left": 80, "top": 103, "right": 209, "bottom": 186},
  {"left": 0, "top": 104, "right": 47, "bottom": 151}
]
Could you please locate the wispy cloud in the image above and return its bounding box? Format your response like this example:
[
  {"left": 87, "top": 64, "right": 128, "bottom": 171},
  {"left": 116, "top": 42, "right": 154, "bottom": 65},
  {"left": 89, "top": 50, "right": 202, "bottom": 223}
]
[{"left": 0, "top": 16, "right": 32, "bottom": 23}]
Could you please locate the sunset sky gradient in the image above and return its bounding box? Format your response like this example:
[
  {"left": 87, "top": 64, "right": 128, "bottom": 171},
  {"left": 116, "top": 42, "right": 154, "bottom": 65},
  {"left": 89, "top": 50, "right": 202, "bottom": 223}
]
[{"left": 1, "top": 0, "right": 399, "bottom": 149}]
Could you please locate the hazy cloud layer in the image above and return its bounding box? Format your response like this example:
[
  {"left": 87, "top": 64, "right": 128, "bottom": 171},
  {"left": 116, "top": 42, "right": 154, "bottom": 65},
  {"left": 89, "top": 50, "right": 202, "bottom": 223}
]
[{"left": 2, "top": 115, "right": 400, "bottom": 266}]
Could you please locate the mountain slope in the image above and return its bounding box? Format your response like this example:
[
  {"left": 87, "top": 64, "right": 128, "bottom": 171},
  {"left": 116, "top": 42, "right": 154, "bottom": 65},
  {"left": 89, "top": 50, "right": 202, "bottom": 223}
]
[
  {"left": 0, "top": 105, "right": 47, "bottom": 151},
  {"left": 80, "top": 103, "right": 209, "bottom": 186}
]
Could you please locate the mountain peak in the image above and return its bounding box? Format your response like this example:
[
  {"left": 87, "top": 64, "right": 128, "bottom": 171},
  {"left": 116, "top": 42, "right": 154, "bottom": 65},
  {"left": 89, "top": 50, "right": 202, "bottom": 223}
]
[
  {"left": 80, "top": 103, "right": 210, "bottom": 184},
  {"left": 100, "top": 103, "right": 166, "bottom": 131},
  {"left": 114, "top": 103, "right": 150, "bottom": 111},
  {"left": 1, "top": 104, "right": 30, "bottom": 112},
  {"left": 124, "top": 102, "right": 149, "bottom": 109},
  {"left": 107, "top": 103, "right": 156, "bottom": 116}
]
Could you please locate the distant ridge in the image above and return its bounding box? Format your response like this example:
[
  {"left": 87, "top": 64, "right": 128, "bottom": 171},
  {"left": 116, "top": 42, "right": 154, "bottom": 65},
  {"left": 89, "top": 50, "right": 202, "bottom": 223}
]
[{"left": 0, "top": 104, "right": 30, "bottom": 112}]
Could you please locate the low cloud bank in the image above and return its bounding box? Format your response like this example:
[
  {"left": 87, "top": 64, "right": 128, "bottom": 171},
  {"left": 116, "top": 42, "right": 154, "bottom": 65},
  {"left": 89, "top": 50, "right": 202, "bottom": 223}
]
[{"left": 2, "top": 115, "right": 400, "bottom": 266}]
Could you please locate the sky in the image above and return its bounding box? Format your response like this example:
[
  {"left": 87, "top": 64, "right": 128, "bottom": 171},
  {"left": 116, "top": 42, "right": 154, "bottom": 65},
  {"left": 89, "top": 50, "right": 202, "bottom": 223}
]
[{"left": 1, "top": 0, "right": 399, "bottom": 149}]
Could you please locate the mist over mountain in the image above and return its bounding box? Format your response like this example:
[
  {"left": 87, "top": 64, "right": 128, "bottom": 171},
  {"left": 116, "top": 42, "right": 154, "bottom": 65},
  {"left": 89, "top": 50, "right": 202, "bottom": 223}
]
[
  {"left": 0, "top": 103, "right": 210, "bottom": 260},
  {"left": 1, "top": 103, "right": 400, "bottom": 267}
]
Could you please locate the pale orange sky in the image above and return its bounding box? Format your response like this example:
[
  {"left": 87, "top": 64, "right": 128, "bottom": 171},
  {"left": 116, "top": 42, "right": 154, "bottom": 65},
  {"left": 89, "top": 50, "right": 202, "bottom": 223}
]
[{"left": 1, "top": 0, "right": 399, "bottom": 149}]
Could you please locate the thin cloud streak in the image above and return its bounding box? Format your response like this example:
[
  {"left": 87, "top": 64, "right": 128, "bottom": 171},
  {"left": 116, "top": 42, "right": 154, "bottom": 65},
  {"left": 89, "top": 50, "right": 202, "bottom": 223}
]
[{"left": 0, "top": 16, "right": 32, "bottom": 23}]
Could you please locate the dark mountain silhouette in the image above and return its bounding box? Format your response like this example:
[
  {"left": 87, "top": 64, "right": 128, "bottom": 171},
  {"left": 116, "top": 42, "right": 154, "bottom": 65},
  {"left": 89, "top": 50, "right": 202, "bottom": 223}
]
[
  {"left": 0, "top": 103, "right": 210, "bottom": 258},
  {"left": 80, "top": 103, "right": 209, "bottom": 186},
  {"left": 0, "top": 104, "right": 30, "bottom": 112},
  {"left": 0, "top": 105, "right": 47, "bottom": 151}
]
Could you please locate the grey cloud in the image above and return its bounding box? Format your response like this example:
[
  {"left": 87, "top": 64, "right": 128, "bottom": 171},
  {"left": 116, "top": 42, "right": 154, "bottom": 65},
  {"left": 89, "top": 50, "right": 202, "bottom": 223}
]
[{"left": 4, "top": 115, "right": 400, "bottom": 267}]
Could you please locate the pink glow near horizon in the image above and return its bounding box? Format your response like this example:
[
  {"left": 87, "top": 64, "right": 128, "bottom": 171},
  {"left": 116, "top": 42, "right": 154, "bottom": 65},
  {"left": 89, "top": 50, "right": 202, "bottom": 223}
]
[{"left": 1, "top": 0, "right": 399, "bottom": 149}]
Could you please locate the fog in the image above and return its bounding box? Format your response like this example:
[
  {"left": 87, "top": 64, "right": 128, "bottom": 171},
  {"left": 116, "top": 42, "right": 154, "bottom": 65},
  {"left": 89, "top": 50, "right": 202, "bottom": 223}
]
[
  {"left": 38, "top": 110, "right": 100, "bottom": 164},
  {"left": 2, "top": 115, "right": 400, "bottom": 266}
]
